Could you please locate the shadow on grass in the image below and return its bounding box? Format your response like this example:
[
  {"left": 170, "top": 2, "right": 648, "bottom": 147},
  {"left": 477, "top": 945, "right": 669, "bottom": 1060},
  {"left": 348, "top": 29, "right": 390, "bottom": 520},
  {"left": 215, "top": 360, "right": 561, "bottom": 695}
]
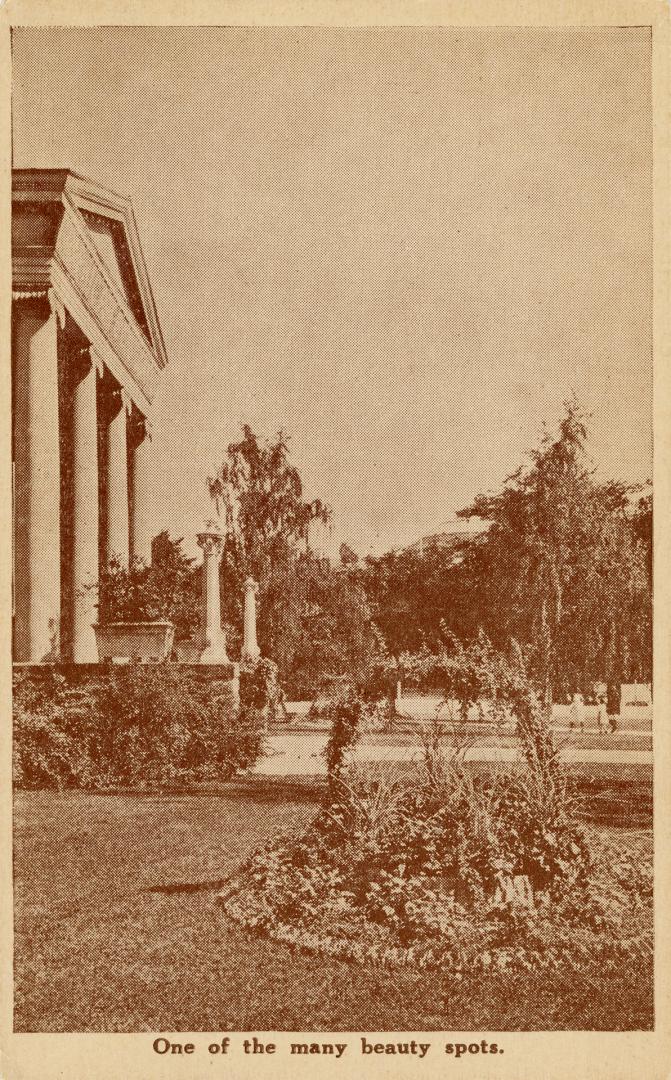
[
  {"left": 147, "top": 878, "right": 231, "bottom": 895},
  {"left": 64, "top": 776, "right": 327, "bottom": 804}
]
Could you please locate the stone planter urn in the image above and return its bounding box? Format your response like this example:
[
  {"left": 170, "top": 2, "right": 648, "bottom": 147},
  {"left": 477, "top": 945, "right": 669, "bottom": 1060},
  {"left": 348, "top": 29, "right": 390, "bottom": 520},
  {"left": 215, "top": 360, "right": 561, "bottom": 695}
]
[{"left": 92, "top": 621, "right": 175, "bottom": 663}]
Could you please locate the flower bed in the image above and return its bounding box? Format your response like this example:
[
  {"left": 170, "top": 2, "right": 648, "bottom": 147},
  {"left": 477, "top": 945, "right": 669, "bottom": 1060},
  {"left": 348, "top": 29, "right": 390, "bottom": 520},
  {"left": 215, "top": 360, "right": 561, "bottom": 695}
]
[
  {"left": 220, "top": 652, "right": 652, "bottom": 985},
  {"left": 219, "top": 763, "right": 652, "bottom": 979}
]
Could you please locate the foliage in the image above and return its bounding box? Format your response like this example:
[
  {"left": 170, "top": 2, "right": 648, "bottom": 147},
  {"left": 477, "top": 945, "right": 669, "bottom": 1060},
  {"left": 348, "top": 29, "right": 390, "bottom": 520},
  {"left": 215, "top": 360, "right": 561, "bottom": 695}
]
[
  {"left": 358, "top": 400, "right": 652, "bottom": 699},
  {"left": 207, "top": 425, "right": 384, "bottom": 694},
  {"left": 360, "top": 542, "right": 469, "bottom": 656},
  {"left": 400, "top": 631, "right": 523, "bottom": 722},
  {"left": 239, "top": 657, "right": 286, "bottom": 724},
  {"left": 319, "top": 633, "right": 564, "bottom": 795},
  {"left": 13, "top": 674, "right": 95, "bottom": 789},
  {"left": 458, "top": 402, "right": 651, "bottom": 698},
  {"left": 260, "top": 553, "right": 386, "bottom": 699},
  {"left": 94, "top": 664, "right": 262, "bottom": 786},
  {"left": 339, "top": 542, "right": 359, "bottom": 566},
  {"left": 209, "top": 424, "right": 330, "bottom": 585},
  {"left": 97, "top": 532, "right": 200, "bottom": 643},
  {"left": 221, "top": 640, "right": 614, "bottom": 975},
  {"left": 321, "top": 650, "right": 399, "bottom": 782},
  {"left": 221, "top": 783, "right": 650, "bottom": 977},
  {"left": 321, "top": 681, "right": 371, "bottom": 784},
  {"left": 315, "top": 736, "right": 588, "bottom": 908},
  {"left": 99, "top": 421, "right": 383, "bottom": 691},
  {"left": 13, "top": 665, "right": 264, "bottom": 790}
]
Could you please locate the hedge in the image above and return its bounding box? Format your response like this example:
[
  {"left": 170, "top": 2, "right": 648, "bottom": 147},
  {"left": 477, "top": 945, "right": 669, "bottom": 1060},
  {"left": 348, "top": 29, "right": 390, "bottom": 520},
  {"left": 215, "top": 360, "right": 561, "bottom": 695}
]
[{"left": 13, "top": 663, "right": 265, "bottom": 790}]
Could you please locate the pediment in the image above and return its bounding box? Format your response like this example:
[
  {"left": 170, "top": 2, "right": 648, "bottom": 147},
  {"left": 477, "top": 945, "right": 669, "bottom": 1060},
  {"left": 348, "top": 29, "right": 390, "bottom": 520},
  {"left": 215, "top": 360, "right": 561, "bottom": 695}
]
[
  {"left": 77, "top": 207, "right": 152, "bottom": 343},
  {"left": 12, "top": 170, "right": 168, "bottom": 373}
]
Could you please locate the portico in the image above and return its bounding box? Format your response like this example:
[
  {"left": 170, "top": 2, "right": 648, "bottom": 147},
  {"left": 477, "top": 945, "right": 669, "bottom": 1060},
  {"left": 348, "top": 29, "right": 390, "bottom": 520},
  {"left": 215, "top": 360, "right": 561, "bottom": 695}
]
[{"left": 12, "top": 170, "right": 168, "bottom": 662}]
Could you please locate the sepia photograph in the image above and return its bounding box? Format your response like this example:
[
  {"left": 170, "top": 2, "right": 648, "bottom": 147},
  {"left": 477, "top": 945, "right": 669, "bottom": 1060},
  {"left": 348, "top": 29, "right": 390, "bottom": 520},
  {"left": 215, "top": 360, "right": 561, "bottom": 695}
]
[{"left": 9, "top": 19, "right": 656, "bottom": 1039}]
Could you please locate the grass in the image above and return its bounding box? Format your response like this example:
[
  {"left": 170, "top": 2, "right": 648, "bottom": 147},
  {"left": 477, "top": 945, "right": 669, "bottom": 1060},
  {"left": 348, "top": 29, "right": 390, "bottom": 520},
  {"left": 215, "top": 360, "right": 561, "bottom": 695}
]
[{"left": 14, "top": 784, "right": 653, "bottom": 1032}]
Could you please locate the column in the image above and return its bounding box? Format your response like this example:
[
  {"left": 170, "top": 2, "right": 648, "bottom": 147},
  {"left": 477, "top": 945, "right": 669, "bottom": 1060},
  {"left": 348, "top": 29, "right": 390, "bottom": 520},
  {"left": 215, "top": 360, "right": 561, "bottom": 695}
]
[
  {"left": 129, "top": 410, "right": 153, "bottom": 565},
  {"left": 196, "top": 521, "right": 229, "bottom": 663},
  {"left": 71, "top": 347, "right": 100, "bottom": 662},
  {"left": 242, "top": 577, "right": 261, "bottom": 662},
  {"left": 104, "top": 385, "right": 130, "bottom": 567},
  {"left": 12, "top": 291, "right": 62, "bottom": 661}
]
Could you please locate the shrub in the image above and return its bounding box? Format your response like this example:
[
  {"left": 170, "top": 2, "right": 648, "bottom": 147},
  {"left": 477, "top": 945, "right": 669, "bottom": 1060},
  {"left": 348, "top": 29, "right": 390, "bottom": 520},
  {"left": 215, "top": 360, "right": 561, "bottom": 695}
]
[
  {"left": 13, "top": 665, "right": 265, "bottom": 790},
  {"left": 321, "top": 681, "right": 368, "bottom": 783},
  {"left": 219, "top": 640, "right": 647, "bottom": 983},
  {"left": 220, "top": 811, "right": 652, "bottom": 977},
  {"left": 318, "top": 638, "right": 588, "bottom": 894},
  {"left": 13, "top": 700, "right": 91, "bottom": 790},
  {"left": 220, "top": 665, "right": 597, "bottom": 968},
  {"left": 13, "top": 671, "right": 98, "bottom": 789},
  {"left": 239, "top": 657, "right": 286, "bottom": 725},
  {"left": 92, "top": 664, "right": 263, "bottom": 786},
  {"left": 321, "top": 667, "right": 398, "bottom": 784},
  {"left": 97, "top": 533, "right": 200, "bottom": 643}
]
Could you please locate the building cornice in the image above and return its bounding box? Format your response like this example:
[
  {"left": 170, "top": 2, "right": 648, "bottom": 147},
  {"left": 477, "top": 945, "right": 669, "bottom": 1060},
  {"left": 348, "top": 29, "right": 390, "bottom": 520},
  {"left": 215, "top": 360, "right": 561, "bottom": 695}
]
[{"left": 12, "top": 169, "right": 168, "bottom": 373}]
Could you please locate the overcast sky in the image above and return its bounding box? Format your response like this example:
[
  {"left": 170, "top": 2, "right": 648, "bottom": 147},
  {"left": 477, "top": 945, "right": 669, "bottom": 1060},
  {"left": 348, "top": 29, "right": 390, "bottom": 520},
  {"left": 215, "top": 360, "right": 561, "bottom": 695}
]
[{"left": 12, "top": 26, "right": 652, "bottom": 556}]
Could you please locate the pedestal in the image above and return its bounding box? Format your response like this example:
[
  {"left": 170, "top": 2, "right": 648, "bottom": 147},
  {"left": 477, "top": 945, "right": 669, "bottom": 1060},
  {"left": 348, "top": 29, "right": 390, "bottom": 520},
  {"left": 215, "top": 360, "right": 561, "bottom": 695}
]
[
  {"left": 241, "top": 577, "right": 261, "bottom": 662},
  {"left": 195, "top": 521, "right": 229, "bottom": 664}
]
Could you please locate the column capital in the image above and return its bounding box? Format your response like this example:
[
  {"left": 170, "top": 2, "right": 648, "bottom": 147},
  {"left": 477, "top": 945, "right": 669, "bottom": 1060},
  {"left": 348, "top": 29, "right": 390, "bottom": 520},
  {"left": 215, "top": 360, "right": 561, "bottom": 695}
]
[
  {"left": 128, "top": 406, "right": 151, "bottom": 450},
  {"left": 135, "top": 408, "right": 152, "bottom": 438},
  {"left": 10, "top": 287, "right": 65, "bottom": 328},
  {"left": 12, "top": 287, "right": 50, "bottom": 304},
  {"left": 197, "top": 520, "right": 225, "bottom": 559},
  {"left": 70, "top": 342, "right": 102, "bottom": 384},
  {"left": 108, "top": 384, "right": 132, "bottom": 419}
]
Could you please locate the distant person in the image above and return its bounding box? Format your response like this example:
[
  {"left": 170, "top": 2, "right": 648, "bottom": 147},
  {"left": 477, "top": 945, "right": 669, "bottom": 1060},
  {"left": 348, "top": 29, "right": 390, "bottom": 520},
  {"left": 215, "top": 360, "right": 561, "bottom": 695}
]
[
  {"left": 570, "top": 692, "right": 585, "bottom": 731},
  {"left": 596, "top": 696, "right": 609, "bottom": 734}
]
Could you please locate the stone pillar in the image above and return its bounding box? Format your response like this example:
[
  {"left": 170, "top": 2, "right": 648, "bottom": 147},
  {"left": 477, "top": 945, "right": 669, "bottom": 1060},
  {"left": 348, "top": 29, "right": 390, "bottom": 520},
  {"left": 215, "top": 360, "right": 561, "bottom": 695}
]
[
  {"left": 104, "top": 385, "right": 130, "bottom": 567},
  {"left": 242, "top": 577, "right": 261, "bottom": 662},
  {"left": 129, "top": 410, "right": 153, "bottom": 565},
  {"left": 196, "top": 520, "right": 229, "bottom": 663},
  {"left": 12, "top": 290, "right": 63, "bottom": 661},
  {"left": 71, "top": 347, "right": 100, "bottom": 662}
]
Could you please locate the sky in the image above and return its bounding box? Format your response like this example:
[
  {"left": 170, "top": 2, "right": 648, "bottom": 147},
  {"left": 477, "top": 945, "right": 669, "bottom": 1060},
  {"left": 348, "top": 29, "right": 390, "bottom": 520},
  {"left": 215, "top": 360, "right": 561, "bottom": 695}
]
[{"left": 12, "top": 26, "right": 652, "bottom": 557}]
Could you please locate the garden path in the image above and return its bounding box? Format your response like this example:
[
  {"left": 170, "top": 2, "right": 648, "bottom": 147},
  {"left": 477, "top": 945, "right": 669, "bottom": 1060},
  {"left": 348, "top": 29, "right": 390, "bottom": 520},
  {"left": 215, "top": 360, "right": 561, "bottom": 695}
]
[{"left": 254, "top": 733, "right": 652, "bottom": 777}]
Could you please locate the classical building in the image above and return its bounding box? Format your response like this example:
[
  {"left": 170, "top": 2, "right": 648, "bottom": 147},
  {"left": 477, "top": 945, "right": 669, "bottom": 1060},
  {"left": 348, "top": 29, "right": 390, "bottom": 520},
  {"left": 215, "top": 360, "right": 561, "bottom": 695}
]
[{"left": 12, "top": 169, "right": 168, "bottom": 663}]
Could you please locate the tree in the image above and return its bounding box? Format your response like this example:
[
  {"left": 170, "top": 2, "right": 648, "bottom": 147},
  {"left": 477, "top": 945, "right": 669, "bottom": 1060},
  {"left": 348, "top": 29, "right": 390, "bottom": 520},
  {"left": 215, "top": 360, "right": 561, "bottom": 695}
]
[
  {"left": 359, "top": 541, "right": 470, "bottom": 658},
  {"left": 208, "top": 426, "right": 383, "bottom": 692},
  {"left": 456, "top": 399, "right": 651, "bottom": 703},
  {"left": 339, "top": 542, "right": 359, "bottom": 567},
  {"left": 208, "top": 425, "right": 330, "bottom": 586},
  {"left": 261, "top": 553, "right": 385, "bottom": 698}
]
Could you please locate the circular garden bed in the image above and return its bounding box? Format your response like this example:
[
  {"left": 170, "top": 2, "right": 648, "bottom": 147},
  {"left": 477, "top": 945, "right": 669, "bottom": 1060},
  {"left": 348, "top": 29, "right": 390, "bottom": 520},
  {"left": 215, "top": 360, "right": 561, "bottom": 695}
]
[{"left": 219, "top": 763, "right": 653, "bottom": 981}]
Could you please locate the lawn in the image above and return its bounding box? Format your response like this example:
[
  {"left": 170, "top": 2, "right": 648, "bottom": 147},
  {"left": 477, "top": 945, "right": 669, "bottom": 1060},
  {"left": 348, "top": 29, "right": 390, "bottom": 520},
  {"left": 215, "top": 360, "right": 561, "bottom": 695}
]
[{"left": 14, "top": 783, "right": 653, "bottom": 1032}]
